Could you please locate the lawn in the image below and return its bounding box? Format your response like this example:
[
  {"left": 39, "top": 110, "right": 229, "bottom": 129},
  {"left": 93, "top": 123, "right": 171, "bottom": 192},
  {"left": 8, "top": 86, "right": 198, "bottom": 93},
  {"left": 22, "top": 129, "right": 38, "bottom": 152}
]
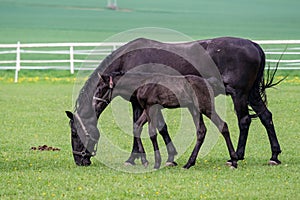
[
  {"left": 1, "top": 0, "right": 300, "bottom": 43},
  {"left": 0, "top": 0, "right": 300, "bottom": 199},
  {"left": 0, "top": 74, "right": 299, "bottom": 199}
]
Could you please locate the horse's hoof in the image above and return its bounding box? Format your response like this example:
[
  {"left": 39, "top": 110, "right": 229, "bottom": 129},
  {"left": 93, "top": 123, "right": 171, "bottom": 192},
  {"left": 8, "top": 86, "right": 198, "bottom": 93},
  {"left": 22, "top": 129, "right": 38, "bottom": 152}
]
[
  {"left": 142, "top": 161, "right": 149, "bottom": 168},
  {"left": 268, "top": 160, "right": 281, "bottom": 165},
  {"left": 165, "top": 161, "right": 178, "bottom": 167},
  {"left": 226, "top": 160, "right": 232, "bottom": 166},
  {"left": 124, "top": 161, "right": 135, "bottom": 166},
  {"left": 182, "top": 164, "right": 191, "bottom": 169}
]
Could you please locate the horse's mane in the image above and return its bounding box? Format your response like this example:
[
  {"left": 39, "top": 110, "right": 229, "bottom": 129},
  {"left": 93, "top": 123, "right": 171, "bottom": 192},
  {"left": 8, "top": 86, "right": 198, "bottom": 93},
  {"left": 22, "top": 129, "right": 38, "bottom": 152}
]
[
  {"left": 74, "top": 38, "right": 149, "bottom": 112},
  {"left": 74, "top": 49, "right": 117, "bottom": 113},
  {"left": 74, "top": 71, "right": 99, "bottom": 113}
]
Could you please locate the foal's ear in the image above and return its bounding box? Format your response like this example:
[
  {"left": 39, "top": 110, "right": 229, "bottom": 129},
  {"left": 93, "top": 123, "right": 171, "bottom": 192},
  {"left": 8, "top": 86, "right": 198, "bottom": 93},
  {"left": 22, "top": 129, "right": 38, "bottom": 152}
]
[
  {"left": 97, "top": 72, "right": 104, "bottom": 81},
  {"left": 65, "top": 111, "right": 74, "bottom": 120}
]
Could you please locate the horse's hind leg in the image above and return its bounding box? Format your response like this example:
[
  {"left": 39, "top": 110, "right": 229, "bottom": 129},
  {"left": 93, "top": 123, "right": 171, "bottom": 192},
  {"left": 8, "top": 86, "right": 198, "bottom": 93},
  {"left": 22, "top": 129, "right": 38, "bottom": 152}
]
[
  {"left": 231, "top": 92, "right": 252, "bottom": 161},
  {"left": 156, "top": 110, "right": 178, "bottom": 166},
  {"left": 250, "top": 96, "right": 281, "bottom": 164}
]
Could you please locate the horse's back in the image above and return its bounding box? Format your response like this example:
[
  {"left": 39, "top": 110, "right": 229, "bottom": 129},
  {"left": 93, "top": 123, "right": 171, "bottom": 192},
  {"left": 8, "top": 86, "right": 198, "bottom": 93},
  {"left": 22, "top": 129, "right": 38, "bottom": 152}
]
[{"left": 109, "top": 37, "right": 265, "bottom": 95}]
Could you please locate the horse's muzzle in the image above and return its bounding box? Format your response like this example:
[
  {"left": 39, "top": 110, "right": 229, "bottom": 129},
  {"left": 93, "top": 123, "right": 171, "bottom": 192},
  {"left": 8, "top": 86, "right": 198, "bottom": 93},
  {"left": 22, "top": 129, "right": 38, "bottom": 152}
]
[{"left": 74, "top": 155, "right": 92, "bottom": 166}]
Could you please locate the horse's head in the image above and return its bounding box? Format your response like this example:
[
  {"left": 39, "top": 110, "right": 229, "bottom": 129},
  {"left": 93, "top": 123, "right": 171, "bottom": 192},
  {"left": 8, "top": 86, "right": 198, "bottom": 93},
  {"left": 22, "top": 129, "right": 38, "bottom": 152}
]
[{"left": 65, "top": 111, "right": 98, "bottom": 166}]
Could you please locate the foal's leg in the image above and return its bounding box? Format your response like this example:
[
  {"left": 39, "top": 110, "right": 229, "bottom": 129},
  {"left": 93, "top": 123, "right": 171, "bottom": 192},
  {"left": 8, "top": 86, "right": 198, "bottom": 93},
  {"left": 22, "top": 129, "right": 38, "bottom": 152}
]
[
  {"left": 125, "top": 103, "right": 147, "bottom": 165},
  {"left": 183, "top": 112, "right": 206, "bottom": 169},
  {"left": 134, "top": 111, "right": 149, "bottom": 167},
  {"left": 250, "top": 96, "right": 281, "bottom": 164},
  {"left": 209, "top": 112, "right": 238, "bottom": 168},
  {"left": 125, "top": 110, "right": 149, "bottom": 166},
  {"left": 148, "top": 106, "right": 162, "bottom": 169},
  {"left": 126, "top": 103, "right": 177, "bottom": 166},
  {"left": 156, "top": 110, "right": 178, "bottom": 166}
]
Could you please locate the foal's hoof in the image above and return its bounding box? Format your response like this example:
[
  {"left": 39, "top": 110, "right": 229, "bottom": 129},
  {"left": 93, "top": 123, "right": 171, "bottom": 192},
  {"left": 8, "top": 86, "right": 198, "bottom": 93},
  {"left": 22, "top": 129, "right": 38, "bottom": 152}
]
[
  {"left": 268, "top": 159, "right": 281, "bottom": 165},
  {"left": 226, "top": 160, "right": 238, "bottom": 169},
  {"left": 231, "top": 162, "right": 238, "bottom": 169},
  {"left": 230, "top": 165, "right": 237, "bottom": 170},
  {"left": 154, "top": 164, "right": 161, "bottom": 170},
  {"left": 165, "top": 161, "right": 178, "bottom": 167},
  {"left": 182, "top": 166, "right": 190, "bottom": 170}
]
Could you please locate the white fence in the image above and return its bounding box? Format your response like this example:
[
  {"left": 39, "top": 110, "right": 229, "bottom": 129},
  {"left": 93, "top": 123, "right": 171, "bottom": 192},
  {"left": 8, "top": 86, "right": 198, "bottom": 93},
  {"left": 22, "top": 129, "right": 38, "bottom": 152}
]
[{"left": 0, "top": 40, "right": 300, "bottom": 82}]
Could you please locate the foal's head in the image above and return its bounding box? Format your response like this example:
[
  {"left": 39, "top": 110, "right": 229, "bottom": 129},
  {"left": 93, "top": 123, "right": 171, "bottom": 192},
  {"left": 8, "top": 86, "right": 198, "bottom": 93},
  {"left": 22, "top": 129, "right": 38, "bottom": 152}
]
[{"left": 93, "top": 74, "right": 115, "bottom": 115}]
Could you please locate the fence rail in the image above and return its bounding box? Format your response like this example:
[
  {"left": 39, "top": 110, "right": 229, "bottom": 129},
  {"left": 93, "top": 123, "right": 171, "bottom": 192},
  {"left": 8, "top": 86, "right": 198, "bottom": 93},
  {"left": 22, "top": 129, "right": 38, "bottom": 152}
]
[{"left": 0, "top": 40, "right": 300, "bottom": 82}]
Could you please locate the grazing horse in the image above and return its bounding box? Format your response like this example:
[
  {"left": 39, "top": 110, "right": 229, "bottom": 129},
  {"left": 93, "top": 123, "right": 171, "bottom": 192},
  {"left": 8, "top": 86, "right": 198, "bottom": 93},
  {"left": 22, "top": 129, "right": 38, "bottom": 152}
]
[
  {"left": 66, "top": 37, "right": 281, "bottom": 166},
  {"left": 97, "top": 72, "right": 238, "bottom": 169}
]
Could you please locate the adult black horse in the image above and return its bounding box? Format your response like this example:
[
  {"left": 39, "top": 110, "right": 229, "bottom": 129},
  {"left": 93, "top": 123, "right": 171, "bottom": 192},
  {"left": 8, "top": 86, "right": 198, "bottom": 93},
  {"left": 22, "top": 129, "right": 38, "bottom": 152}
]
[{"left": 66, "top": 37, "right": 282, "bottom": 166}]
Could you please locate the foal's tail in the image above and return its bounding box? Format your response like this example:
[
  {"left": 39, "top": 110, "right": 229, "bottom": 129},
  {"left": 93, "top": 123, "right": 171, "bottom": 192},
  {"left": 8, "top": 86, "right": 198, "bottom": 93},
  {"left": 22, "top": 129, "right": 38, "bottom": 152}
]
[{"left": 248, "top": 42, "right": 286, "bottom": 117}]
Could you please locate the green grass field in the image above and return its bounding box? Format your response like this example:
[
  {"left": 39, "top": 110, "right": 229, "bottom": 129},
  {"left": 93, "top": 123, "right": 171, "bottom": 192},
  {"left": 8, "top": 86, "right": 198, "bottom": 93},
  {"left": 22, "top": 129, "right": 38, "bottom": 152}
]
[
  {"left": 0, "top": 78, "right": 299, "bottom": 199},
  {"left": 1, "top": 0, "right": 300, "bottom": 43},
  {"left": 1, "top": 0, "right": 300, "bottom": 199}
]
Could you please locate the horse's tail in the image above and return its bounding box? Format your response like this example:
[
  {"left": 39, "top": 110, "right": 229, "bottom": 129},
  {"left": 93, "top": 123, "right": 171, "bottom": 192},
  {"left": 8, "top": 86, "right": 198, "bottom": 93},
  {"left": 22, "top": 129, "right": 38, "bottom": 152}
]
[{"left": 248, "top": 42, "right": 286, "bottom": 118}]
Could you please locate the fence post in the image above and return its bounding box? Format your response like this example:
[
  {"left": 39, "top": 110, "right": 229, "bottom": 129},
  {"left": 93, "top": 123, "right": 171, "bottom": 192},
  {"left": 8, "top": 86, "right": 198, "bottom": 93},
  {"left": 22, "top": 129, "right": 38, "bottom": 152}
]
[
  {"left": 70, "top": 45, "right": 74, "bottom": 74},
  {"left": 14, "top": 41, "right": 21, "bottom": 83}
]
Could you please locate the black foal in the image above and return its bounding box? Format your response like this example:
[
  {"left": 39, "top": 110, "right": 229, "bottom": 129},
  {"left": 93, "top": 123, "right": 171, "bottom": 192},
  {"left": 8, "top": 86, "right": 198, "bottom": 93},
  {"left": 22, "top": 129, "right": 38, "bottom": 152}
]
[{"left": 131, "top": 74, "right": 238, "bottom": 169}]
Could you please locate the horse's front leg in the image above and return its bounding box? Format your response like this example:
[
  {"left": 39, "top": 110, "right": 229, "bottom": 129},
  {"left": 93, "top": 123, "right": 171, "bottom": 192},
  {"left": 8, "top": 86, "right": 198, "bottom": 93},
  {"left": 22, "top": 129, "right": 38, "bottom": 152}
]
[
  {"left": 231, "top": 92, "right": 251, "bottom": 162},
  {"left": 156, "top": 110, "right": 178, "bottom": 166}
]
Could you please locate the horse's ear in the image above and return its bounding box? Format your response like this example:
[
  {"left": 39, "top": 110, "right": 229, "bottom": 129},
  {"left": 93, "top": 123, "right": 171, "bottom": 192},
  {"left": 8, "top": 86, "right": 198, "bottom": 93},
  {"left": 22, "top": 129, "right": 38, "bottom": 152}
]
[{"left": 65, "top": 111, "right": 74, "bottom": 120}]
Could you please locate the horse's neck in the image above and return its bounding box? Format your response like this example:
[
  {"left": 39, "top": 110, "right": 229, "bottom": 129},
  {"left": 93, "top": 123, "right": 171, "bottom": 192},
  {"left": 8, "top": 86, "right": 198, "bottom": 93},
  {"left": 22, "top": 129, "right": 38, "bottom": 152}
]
[
  {"left": 76, "top": 71, "right": 102, "bottom": 120},
  {"left": 76, "top": 98, "right": 97, "bottom": 119}
]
